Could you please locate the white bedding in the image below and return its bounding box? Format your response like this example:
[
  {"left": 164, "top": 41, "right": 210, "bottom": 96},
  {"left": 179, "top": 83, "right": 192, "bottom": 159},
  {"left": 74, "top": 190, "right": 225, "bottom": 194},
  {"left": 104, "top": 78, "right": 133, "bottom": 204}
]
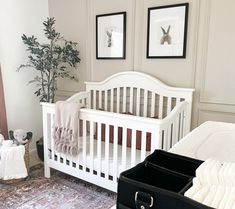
[
  {"left": 55, "top": 138, "right": 150, "bottom": 176},
  {"left": 78, "top": 140, "right": 149, "bottom": 176},
  {"left": 170, "top": 121, "right": 235, "bottom": 162}
]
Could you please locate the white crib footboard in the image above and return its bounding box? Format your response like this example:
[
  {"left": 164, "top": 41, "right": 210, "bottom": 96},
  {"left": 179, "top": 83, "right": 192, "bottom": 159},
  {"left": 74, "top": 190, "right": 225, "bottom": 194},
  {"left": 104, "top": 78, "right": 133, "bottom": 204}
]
[{"left": 41, "top": 105, "right": 161, "bottom": 192}]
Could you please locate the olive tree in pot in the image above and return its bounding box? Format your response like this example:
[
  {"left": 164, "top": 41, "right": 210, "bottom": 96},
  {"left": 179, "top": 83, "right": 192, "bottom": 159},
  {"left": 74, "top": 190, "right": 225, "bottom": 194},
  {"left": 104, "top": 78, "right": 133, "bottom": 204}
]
[{"left": 19, "top": 17, "right": 80, "bottom": 161}]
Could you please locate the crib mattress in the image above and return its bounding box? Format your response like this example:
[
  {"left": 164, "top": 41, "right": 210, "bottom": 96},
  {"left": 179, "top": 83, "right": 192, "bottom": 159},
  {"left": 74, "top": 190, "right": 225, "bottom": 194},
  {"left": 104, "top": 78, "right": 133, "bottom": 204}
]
[
  {"left": 78, "top": 140, "right": 150, "bottom": 176},
  {"left": 169, "top": 121, "right": 235, "bottom": 162},
  {"left": 54, "top": 139, "right": 150, "bottom": 176}
]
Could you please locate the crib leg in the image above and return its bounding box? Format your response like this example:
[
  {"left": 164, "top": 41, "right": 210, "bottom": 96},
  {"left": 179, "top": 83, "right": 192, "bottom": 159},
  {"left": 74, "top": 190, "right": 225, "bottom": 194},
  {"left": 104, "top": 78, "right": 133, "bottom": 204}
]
[{"left": 44, "top": 164, "right": 51, "bottom": 178}]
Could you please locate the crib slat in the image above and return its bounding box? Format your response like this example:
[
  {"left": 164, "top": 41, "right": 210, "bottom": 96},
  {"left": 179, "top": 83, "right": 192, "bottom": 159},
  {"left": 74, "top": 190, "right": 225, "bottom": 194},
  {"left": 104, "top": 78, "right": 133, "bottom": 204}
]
[
  {"left": 117, "top": 88, "right": 120, "bottom": 113},
  {"left": 99, "top": 91, "right": 102, "bottom": 109},
  {"left": 167, "top": 97, "right": 172, "bottom": 115},
  {"left": 172, "top": 116, "right": 179, "bottom": 146},
  {"left": 131, "top": 129, "right": 137, "bottom": 167},
  {"left": 170, "top": 122, "right": 175, "bottom": 148},
  {"left": 180, "top": 111, "right": 185, "bottom": 139},
  {"left": 105, "top": 124, "right": 110, "bottom": 180},
  {"left": 88, "top": 92, "right": 91, "bottom": 109},
  {"left": 159, "top": 95, "right": 163, "bottom": 119},
  {"left": 182, "top": 111, "right": 187, "bottom": 138},
  {"left": 163, "top": 129, "right": 168, "bottom": 151},
  {"left": 50, "top": 114, "right": 54, "bottom": 160},
  {"left": 111, "top": 89, "right": 114, "bottom": 112},
  {"left": 141, "top": 132, "right": 147, "bottom": 161},
  {"left": 158, "top": 130, "right": 163, "bottom": 150},
  {"left": 176, "top": 97, "right": 181, "bottom": 105},
  {"left": 104, "top": 90, "right": 108, "bottom": 111},
  {"left": 121, "top": 127, "right": 127, "bottom": 170},
  {"left": 123, "top": 87, "right": 126, "bottom": 112},
  {"left": 90, "top": 122, "right": 94, "bottom": 172},
  {"left": 136, "top": 88, "right": 140, "bottom": 116},
  {"left": 167, "top": 125, "right": 172, "bottom": 150},
  {"left": 143, "top": 90, "right": 148, "bottom": 117},
  {"left": 129, "top": 87, "right": 133, "bottom": 113},
  {"left": 151, "top": 93, "right": 155, "bottom": 117},
  {"left": 113, "top": 125, "right": 118, "bottom": 182},
  {"left": 93, "top": 91, "right": 96, "bottom": 109},
  {"left": 82, "top": 120, "right": 87, "bottom": 172},
  {"left": 97, "top": 123, "right": 102, "bottom": 176},
  {"left": 151, "top": 131, "right": 159, "bottom": 153}
]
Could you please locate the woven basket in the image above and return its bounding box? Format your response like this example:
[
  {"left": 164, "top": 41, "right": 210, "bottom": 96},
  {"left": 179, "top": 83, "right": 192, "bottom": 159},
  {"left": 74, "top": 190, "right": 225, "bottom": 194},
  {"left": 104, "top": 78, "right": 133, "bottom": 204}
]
[
  {"left": 24, "top": 142, "right": 30, "bottom": 173},
  {"left": 0, "top": 142, "right": 30, "bottom": 184}
]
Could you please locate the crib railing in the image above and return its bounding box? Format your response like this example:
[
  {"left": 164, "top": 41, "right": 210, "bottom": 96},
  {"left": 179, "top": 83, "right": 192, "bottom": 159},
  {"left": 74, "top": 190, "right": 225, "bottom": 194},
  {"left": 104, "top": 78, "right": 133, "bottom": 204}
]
[
  {"left": 41, "top": 100, "right": 189, "bottom": 192},
  {"left": 159, "top": 101, "right": 189, "bottom": 150},
  {"left": 85, "top": 72, "right": 194, "bottom": 122},
  {"left": 88, "top": 88, "right": 185, "bottom": 118}
]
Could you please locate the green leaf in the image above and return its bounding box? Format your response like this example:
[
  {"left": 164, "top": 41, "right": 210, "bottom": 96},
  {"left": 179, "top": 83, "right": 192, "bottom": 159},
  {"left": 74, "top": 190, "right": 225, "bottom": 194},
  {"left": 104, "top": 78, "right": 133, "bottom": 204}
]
[{"left": 19, "top": 17, "right": 80, "bottom": 103}]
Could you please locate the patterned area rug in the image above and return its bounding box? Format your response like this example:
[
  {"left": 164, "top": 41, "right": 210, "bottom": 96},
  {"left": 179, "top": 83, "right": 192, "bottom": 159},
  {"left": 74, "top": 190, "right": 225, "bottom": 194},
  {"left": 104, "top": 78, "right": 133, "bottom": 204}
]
[{"left": 0, "top": 164, "right": 116, "bottom": 209}]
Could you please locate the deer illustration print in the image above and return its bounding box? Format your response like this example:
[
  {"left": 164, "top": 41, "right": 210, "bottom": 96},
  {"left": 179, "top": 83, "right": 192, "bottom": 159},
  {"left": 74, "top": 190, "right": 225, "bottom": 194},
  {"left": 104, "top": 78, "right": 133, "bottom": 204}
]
[
  {"left": 160, "top": 25, "right": 172, "bottom": 45},
  {"left": 106, "top": 29, "right": 113, "bottom": 47}
]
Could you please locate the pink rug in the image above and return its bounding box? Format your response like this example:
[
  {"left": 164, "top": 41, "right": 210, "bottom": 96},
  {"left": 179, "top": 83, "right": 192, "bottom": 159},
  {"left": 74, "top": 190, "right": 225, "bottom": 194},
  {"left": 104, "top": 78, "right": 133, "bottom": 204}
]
[{"left": 0, "top": 164, "right": 116, "bottom": 209}]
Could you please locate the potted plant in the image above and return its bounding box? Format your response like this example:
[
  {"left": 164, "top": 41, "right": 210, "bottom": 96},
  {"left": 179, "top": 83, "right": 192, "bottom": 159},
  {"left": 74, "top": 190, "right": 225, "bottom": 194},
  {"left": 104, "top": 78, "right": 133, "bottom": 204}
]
[
  {"left": 19, "top": 17, "right": 81, "bottom": 160},
  {"left": 36, "top": 137, "right": 44, "bottom": 161}
]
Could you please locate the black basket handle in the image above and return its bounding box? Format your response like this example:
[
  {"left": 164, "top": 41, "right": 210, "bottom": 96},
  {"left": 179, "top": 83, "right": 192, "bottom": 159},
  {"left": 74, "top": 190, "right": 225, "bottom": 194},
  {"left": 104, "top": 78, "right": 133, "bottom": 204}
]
[{"left": 135, "top": 191, "right": 154, "bottom": 209}]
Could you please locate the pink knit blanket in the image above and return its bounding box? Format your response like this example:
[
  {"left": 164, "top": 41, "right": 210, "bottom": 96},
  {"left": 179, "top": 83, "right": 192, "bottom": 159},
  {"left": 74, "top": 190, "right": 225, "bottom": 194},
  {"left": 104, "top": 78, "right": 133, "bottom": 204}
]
[{"left": 53, "top": 101, "right": 83, "bottom": 156}]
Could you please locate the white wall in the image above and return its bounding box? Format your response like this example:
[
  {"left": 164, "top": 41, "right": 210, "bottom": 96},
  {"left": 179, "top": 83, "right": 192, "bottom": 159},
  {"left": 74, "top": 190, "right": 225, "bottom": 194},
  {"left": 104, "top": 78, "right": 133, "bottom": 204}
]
[
  {"left": 89, "top": 0, "right": 136, "bottom": 81},
  {"left": 193, "top": 0, "right": 235, "bottom": 125},
  {"left": 0, "top": 0, "right": 49, "bottom": 150},
  {"left": 48, "top": 0, "right": 89, "bottom": 100},
  {"left": 89, "top": 0, "right": 199, "bottom": 88}
]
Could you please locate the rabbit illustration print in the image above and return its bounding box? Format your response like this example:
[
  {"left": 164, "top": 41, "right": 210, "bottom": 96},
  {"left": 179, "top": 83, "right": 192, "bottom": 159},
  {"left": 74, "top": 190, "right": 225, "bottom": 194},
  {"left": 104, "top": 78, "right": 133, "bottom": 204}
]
[
  {"left": 96, "top": 12, "right": 126, "bottom": 59},
  {"left": 106, "top": 29, "right": 113, "bottom": 47},
  {"left": 160, "top": 25, "right": 172, "bottom": 45},
  {"left": 147, "top": 3, "right": 189, "bottom": 58}
]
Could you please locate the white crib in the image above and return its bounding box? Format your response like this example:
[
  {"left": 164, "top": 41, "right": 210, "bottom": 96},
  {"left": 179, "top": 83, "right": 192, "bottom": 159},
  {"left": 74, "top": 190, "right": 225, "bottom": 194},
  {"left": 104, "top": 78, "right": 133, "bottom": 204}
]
[{"left": 41, "top": 71, "right": 194, "bottom": 192}]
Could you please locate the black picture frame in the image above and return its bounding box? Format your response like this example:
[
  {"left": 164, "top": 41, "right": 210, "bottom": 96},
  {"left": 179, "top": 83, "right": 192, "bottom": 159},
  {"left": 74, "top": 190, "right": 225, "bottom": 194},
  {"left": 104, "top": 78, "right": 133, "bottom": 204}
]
[
  {"left": 147, "top": 3, "right": 189, "bottom": 59},
  {"left": 96, "top": 12, "right": 126, "bottom": 59}
]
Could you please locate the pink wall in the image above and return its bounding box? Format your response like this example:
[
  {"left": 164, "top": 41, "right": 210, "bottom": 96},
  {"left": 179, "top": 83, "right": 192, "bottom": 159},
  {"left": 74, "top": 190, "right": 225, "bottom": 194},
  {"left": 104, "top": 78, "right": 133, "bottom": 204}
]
[{"left": 0, "top": 66, "right": 8, "bottom": 138}]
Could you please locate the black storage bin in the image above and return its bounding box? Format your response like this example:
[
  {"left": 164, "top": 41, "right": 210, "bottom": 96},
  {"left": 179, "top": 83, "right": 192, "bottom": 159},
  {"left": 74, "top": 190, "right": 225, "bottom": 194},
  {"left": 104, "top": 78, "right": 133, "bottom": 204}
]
[
  {"left": 145, "top": 150, "right": 203, "bottom": 177},
  {"left": 117, "top": 150, "right": 214, "bottom": 209}
]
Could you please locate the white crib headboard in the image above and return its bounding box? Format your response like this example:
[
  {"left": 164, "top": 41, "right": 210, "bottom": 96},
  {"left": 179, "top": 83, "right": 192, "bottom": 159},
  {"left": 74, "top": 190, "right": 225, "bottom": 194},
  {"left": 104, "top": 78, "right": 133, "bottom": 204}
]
[
  {"left": 86, "top": 71, "right": 193, "bottom": 98},
  {"left": 85, "top": 71, "right": 194, "bottom": 118}
]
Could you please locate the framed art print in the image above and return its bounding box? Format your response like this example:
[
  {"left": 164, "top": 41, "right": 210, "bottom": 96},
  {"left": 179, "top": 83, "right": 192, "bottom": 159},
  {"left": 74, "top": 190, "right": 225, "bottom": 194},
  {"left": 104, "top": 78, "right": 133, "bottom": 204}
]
[
  {"left": 96, "top": 12, "right": 126, "bottom": 59},
  {"left": 147, "top": 3, "right": 189, "bottom": 58}
]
